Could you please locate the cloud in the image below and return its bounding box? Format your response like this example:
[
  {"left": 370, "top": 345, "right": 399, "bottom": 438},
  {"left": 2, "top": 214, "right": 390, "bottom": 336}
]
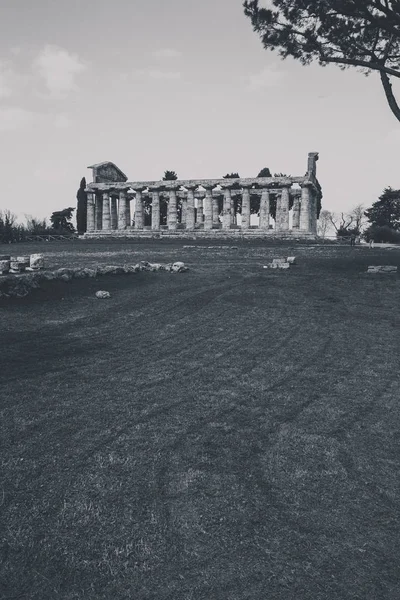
[
  {"left": 247, "top": 66, "right": 285, "bottom": 90},
  {"left": 0, "top": 61, "right": 14, "bottom": 98},
  {"left": 152, "top": 48, "right": 182, "bottom": 59},
  {"left": 53, "top": 113, "right": 71, "bottom": 129},
  {"left": 33, "top": 160, "right": 69, "bottom": 183},
  {"left": 131, "top": 68, "right": 181, "bottom": 81},
  {"left": 0, "top": 107, "right": 39, "bottom": 131},
  {"left": 148, "top": 69, "right": 181, "bottom": 80},
  {"left": 33, "top": 45, "right": 87, "bottom": 97}
]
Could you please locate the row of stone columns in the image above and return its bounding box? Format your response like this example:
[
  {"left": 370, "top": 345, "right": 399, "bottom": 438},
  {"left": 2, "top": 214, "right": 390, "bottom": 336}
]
[{"left": 87, "top": 184, "right": 317, "bottom": 234}]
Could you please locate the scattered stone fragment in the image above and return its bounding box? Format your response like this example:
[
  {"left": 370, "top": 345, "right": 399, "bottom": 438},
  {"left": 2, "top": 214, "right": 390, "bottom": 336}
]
[
  {"left": 17, "top": 256, "right": 30, "bottom": 268},
  {"left": 10, "top": 261, "right": 26, "bottom": 273},
  {"left": 272, "top": 258, "right": 287, "bottom": 265},
  {"left": 171, "top": 261, "right": 188, "bottom": 273},
  {"left": 54, "top": 268, "right": 74, "bottom": 281},
  {"left": 0, "top": 259, "right": 10, "bottom": 275},
  {"left": 287, "top": 256, "right": 296, "bottom": 264},
  {"left": 96, "top": 265, "right": 126, "bottom": 275},
  {"left": 30, "top": 253, "right": 44, "bottom": 270},
  {"left": 95, "top": 290, "right": 111, "bottom": 299},
  {"left": 367, "top": 265, "right": 397, "bottom": 273}
]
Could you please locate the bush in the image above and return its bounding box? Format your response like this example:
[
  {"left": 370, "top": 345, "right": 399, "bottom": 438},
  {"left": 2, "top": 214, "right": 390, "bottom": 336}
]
[{"left": 364, "top": 225, "right": 400, "bottom": 243}]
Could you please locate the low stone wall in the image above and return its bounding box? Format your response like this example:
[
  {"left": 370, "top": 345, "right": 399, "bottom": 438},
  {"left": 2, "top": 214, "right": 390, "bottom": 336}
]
[{"left": 0, "top": 261, "right": 188, "bottom": 299}]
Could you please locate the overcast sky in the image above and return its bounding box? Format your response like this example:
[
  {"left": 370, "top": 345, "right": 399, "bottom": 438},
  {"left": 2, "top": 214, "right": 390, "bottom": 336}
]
[{"left": 1, "top": 0, "right": 400, "bottom": 223}]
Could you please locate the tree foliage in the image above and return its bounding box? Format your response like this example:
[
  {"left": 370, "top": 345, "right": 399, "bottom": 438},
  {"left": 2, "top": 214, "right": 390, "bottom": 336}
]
[
  {"left": 50, "top": 207, "right": 76, "bottom": 233},
  {"left": 257, "top": 167, "right": 272, "bottom": 177},
  {"left": 76, "top": 177, "right": 87, "bottom": 234},
  {"left": 243, "top": 0, "right": 400, "bottom": 122},
  {"left": 163, "top": 170, "right": 178, "bottom": 181},
  {"left": 364, "top": 187, "right": 400, "bottom": 228}
]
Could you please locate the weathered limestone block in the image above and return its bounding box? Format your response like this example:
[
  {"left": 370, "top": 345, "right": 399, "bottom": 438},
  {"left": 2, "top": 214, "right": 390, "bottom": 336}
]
[
  {"left": 118, "top": 191, "right": 127, "bottom": 230},
  {"left": 87, "top": 193, "right": 95, "bottom": 232},
  {"left": 96, "top": 290, "right": 111, "bottom": 299},
  {"left": 367, "top": 265, "right": 397, "bottom": 273},
  {"left": 0, "top": 260, "right": 10, "bottom": 274},
  {"left": 186, "top": 189, "right": 195, "bottom": 230},
  {"left": 102, "top": 192, "right": 111, "bottom": 230},
  {"left": 30, "top": 254, "right": 44, "bottom": 269},
  {"left": 168, "top": 190, "right": 178, "bottom": 230},
  {"left": 110, "top": 197, "right": 118, "bottom": 230},
  {"left": 10, "top": 261, "right": 26, "bottom": 273},
  {"left": 259, "top": 189, "right": 270, "bottom": 230},
  {"left": 241, "top": 187, "right": 251, "bottom": 230},
  {"left": 171, "top": 261, "right": 188, "bottom": 272},
  {"left": 204, "top": 188, "right": 213, "bottom": 230},
  {"left": 272, "top": 258, "right": 287, "bottom": 265},
  {"left": 151, "top": 191, "right": 160, "bottom": 230}
]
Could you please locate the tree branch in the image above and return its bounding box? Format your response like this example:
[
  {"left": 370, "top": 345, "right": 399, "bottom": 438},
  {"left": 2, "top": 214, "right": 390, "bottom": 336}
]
[{"left": 379, "top": 70, "right": 400, "bottom": 120}]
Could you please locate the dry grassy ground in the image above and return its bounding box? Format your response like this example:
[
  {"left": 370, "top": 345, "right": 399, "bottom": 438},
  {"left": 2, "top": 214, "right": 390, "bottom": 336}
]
[{"left": 1, "top": 239, "right": 400, "bottom": 599}]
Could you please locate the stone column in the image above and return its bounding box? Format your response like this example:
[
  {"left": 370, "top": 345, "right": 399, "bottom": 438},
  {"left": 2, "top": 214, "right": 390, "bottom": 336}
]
[
  {"left": 259, "top": 189, "right": 270, "bottom": 230},
  {"left": 168, "top": 189, "right": 178, "bottom": 230},
  {"left": 309, "top": 190, "right": 318, "bottom": 234},
  {"left": 197, "top": 197, "right": 204, "bottom": 223},
  {"left": 95, "top": 194, "right": 103, "bottom": 230},
  {"left": 86, "top": 192, "right": 95, "bottom": 232},
  {"left": 280, "top": 186, "right": 290, "bottom": 231},
  {"left": 292, "top": 194, "right": 301, "bottom": 229},
  {"left": 125, "top": 197, "right": 132, "bottom": 228},
  {"left": 110, "top": 196, "right": 118, "bottom": 230},
  {"left": 186, "top": 188, "right": 195, "bottom": 230},
  {"left": 300, "top": 183, "right": 311, "bottom": 232},
  {"left": 102, "top": 191, "right": 111, "bottom": 230},
  {"left": 274, "top": 192, "right": 282, "bottom": 231},
  {"left": 151, "top": 190, "right": 160, "bottom": 230},
  {"left": 134, "top": 190, "right": 144, "bottom": 229},
  {"left": 118, "top": 190, "right": 127, "bottom": 230},
  {"left": 241, "top": 187, "right": 251, "bottom": 230},
  {"left": 222, "top": 188, "right": 232, "bottom": 230},
  {"left": 231, "top": 199, "right": 236, "bottom": 226},
  {"left": 181, "top": 197, "right": 187, "bottom": 226},
  {"left": 212, "top": 197, "right": 219, "bottom": 226},
  {"left": 204, "top": 188, "right": 213, "bottom": 230}
]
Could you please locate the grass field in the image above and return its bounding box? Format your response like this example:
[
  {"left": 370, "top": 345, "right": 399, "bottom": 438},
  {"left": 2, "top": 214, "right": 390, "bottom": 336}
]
[{"left": 1, "top": 239, "right": 400, "bottom": 599}]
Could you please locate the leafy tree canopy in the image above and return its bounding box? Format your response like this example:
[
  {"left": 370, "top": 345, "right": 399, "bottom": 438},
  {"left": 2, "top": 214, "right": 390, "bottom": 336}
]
[
  {"left": 257, "top": 167, "right": 272, "bottom": 177},
  {"left": 243, "top": 0, "right": 400, "bottom": 122},
  {"left": 50, "top": 207, "right": 75, "bottom": 233},
  {"left": 364, "top": 186, "right": 400, "bottom": 229},
  {"left": 163, "top": 170, "right": 178, "bottom": 181}
]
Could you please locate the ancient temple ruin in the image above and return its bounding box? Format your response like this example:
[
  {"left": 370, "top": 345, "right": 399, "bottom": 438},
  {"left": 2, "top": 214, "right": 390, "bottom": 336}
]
[{"left": 84, "top": 152, "right": 322, "bottom": 238}]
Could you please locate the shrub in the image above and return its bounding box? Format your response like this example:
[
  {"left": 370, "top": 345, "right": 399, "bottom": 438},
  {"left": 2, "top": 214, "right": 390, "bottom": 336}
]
[{"left": 364, "top": 225, "right": 400, "bottom": 243}]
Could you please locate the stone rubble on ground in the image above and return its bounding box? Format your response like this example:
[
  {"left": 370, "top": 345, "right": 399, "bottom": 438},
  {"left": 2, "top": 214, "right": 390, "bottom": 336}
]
[
  {"left": 0, "top": 259, "right": 188, "bottom": 299},
  {"left": 263, "top": 257, "right": 295, "bottom": 270},
  {"left": 95, "top": 290, "right": 111, "bottom": 299},
  {"left": 367, "top": 265, "right": 398, "bottom": 273}
]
